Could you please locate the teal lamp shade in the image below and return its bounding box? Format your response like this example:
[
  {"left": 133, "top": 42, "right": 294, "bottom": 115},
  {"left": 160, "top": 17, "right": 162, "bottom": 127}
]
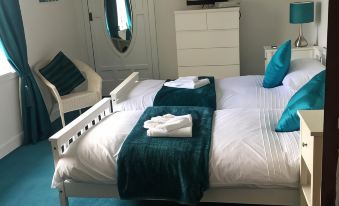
[{"left": 290, "top": 2, "right": 314, "bottom": 24}]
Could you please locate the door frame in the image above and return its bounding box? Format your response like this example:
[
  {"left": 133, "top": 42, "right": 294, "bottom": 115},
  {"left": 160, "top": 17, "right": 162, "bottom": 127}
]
[
  {"left": 322, "top": 0, "right": 339, "bottom": 204},
  {"left": 80, "top": 0, "right": 96, "bottom": 69}
]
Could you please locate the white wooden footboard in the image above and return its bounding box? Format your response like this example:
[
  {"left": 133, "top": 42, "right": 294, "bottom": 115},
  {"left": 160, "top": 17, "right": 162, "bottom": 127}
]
[
  {"left": 49, "top": 98, "right": 113, "bottom": 166},
  {"left": 49, "top": 98, "right": 113, "bottom": 206},
  {"left": 110, "top": 72, "right": 139, "bottom": 105}
]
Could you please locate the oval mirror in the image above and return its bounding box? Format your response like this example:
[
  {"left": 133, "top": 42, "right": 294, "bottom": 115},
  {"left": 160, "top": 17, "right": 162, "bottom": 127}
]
[{"left": 105, "top": 0, "right": 133, "bottom": 53}]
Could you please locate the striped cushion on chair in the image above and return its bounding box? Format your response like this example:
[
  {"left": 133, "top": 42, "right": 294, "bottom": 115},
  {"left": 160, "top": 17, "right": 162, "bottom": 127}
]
[{"left": 40, "top": 52, "right": 85, "bottom": 96}]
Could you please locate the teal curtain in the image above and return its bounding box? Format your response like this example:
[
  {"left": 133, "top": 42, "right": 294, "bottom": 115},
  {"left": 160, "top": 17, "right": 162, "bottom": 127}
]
[
  {"left": 105, "top": 0, "right": 120, "bottom": 39},
  {"left": 0, "top": 0, "right": 52, "bottom": 144},
  {"left": 125, "top": 0, "right": 132, "bottom": 40}
]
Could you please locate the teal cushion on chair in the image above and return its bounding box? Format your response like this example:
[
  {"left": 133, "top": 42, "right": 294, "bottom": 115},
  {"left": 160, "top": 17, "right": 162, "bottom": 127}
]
[
  {"left": 263, "top": 40, "right": 292, "bottom": 88},
  {"left": 276, "top": 70, "right": 325, "bottom": 132},
  {"left": 40, "top": 52, "right": 85, "bottom": 96}
]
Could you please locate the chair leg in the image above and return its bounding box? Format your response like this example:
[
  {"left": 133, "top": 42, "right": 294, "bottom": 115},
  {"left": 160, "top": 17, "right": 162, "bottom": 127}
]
[{"left": 59, "top": 189, "right": 69, "bottom": 206}]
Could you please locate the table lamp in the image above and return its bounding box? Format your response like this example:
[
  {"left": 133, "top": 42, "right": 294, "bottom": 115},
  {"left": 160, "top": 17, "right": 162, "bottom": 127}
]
[{"left": 290, "top": 2, "right": 314, "bottom": 47}]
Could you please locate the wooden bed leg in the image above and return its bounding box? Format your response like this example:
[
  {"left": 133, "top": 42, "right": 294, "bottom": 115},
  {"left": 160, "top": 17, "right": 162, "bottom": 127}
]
[{"left": 59, "top": 189, "right": 69, "bottom": 206}]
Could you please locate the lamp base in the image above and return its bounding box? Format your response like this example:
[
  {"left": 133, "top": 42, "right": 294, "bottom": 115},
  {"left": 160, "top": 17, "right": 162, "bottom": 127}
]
[
  {"left": 294, "top": 24, "right": 308, "bottom": 48},
  {"left": 295, "top": 35, "right": 308, "bottom": 48}
]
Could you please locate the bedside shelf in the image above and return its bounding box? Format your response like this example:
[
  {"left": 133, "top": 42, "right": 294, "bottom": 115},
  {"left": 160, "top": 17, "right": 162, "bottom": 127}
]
[
  {"left": 298, "top": 110, "right": 324, "bottom": 206},
  {"left": 264, "top": 46, "right": 316, "bottom": 69}
]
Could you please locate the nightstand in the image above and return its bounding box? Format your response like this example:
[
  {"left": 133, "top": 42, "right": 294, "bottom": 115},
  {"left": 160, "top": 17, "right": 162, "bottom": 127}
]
[
  {"left": 297, "top": 110, "right": 324, "bottom": 206},
  {"left": 264, "top": 46, "right": 316, "bottom": 69}
]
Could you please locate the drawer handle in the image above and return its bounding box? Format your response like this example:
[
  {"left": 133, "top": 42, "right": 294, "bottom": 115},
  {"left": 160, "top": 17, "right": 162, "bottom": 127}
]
[{"left": 302, "top": 143, "right": 308, "bottom": 147}]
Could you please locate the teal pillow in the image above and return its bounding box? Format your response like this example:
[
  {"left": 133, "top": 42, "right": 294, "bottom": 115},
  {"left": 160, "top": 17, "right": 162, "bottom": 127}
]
[
  {"left": 40, "top": 52, "right": 85, "bottom": 96},
  {"left": 263, "top": 40, "right": 292, "bottom": 88},
  {"left": 276, "top": 70, "right": 325, "bottom": 132}
]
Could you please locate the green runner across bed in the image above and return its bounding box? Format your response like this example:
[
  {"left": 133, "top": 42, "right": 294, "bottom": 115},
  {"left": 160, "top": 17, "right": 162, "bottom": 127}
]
[
  {"left": 153, "top": 77, "right": 216, "bottom": 110},
  {"left": 117, "top": 106, "right": 214, "bottom": 205}
]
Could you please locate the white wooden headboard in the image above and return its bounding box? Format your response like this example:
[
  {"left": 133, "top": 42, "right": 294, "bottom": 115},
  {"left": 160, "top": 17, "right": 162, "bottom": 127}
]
[{"left": 265, "top": 46, "right": 327, "bottom": 69}]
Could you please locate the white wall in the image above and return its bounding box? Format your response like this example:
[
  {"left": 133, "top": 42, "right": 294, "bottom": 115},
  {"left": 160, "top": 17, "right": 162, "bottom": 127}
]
[
  {"left": 0, "top": 74, "right": 22, "bottom": 159},
  {"left": 316, "top": 0, "right": 328, "bottom": 48},
  {"left": 0, "top": 0, "right": 90, "bottom": 158},
  {"left": 20, "top": 0, "right": 89, "bottom": 66},
  {"left": 154, "top": 0, "right": 319, "bottom": 78}
]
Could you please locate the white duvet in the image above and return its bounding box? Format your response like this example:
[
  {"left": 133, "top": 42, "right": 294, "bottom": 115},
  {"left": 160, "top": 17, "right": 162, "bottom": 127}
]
[
  {"left": 52, "top": 109, "right": 300, "bottom": 189},
  {"left": 113, "top": 76, "right": 294, "bottom": 112}
]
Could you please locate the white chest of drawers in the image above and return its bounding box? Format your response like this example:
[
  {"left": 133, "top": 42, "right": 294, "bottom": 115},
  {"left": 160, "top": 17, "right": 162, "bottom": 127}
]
[{"left": 175, "top": 7, "right": 240, "bottom": 78}]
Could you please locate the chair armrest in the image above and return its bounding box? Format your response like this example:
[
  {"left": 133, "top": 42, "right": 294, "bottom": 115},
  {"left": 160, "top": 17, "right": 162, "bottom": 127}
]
[
  {"left": 72, "top": 60, "right": 102, "bottom": 98},
  {"left": 33, "top": 67, "right": 62, "bottom": 104},
  {"left": 45, "top": 81, "right": 61, "bottom": 102}
]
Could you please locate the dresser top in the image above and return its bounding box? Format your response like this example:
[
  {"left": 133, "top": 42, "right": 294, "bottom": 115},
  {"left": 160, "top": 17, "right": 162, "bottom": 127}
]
[
  {"left": 175, "top": 7, "right": 239, "bottom": 14},
  {"left": 298, "top": 110, "right": 324, "bottom": 136},
  {"left": 264, "top": 46, "right": 315, "bottom": 52}
]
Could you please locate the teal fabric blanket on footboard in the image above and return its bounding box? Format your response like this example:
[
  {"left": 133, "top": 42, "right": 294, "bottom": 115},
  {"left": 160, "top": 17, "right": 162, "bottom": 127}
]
[
  {"left": 117, "top": 106, "right": 214, "bottom": 205},
  {"left": 153, "top": 77, "right": 216, "bottom": 110}
]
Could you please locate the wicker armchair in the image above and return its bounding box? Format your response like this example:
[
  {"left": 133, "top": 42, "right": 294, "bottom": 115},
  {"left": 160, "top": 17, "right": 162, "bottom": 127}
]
[{"left": 34, "top": 59, "right": 102, "bottom": 127}]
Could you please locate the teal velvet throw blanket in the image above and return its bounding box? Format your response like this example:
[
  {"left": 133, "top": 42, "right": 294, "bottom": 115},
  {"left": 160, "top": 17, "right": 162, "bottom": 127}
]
[
  {"left": 117, "top": 106, "right": 214, "bottom": 205},
  {"left": 153, "top": 77, "right": 216, "bottom": 110}
]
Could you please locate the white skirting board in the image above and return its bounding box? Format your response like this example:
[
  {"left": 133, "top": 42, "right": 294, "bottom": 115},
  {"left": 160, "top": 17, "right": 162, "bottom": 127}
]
[{"left": 0, "top": 132, "right": 23, "bottom": 159}]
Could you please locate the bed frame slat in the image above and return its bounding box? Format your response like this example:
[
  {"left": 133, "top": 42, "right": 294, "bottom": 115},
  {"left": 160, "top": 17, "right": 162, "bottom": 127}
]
[
  {"left": 110, "top": 72, "right": 139, "bottom": 104},
  {"left": 49, "top": 98, "right": 113, "bottom": 157}
]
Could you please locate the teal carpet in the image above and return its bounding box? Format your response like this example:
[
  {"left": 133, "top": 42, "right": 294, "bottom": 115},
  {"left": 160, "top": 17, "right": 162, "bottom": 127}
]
[
  {"left": 0, "top": 141, "right": 256, "bottom": 206},
  {"left": 0, "top": 112, "right": 261, "bottom": 206},
  {"left": 0, "top": 140, "right": 125, "bottom": 206}
]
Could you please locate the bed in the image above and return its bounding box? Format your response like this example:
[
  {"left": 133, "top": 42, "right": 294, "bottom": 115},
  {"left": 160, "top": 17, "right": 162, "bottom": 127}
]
[
  {"left": 50, "top": 47, "right": 326, "bottom": 206},
  {"left": 51, "top": 98, "right": 300, "bottom": 206},
  {"left": 111, "top": 75, "right": 294, "bottom": 112},
  {"left": 111, "top": 47, "right": 324, "bottom": 112}
]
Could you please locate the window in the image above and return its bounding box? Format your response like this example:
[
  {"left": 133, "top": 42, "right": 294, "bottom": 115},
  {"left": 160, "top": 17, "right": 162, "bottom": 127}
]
[{"left": 0, "top": 42, "right": 15, "bottom": 76}]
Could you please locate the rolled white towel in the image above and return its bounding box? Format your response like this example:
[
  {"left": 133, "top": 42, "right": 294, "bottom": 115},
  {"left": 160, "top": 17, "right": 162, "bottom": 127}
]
[
  {"left": 144, "top": 121, "right": 161, "bottom": 129},
  {"left": 155, "top": 114, "right": 192, "bottom": 132},
  {"left": 193, "top": 78, "right": 210, "bottom": 89},
  {"left": 164, "top": 80, "right": 195, "bottom": 88},
  {"left": 144, "top": 114, "right": 177, "bottom": 129},
  {"left": 150, "top": 114, "right": 176, "bottom": 123},
  {"left": 164, "top": 78, "right": 210, "bottom": 89},
  {"left": 147, "top": 126, "right": 192, "bottom": 138},
  {"left": 144, "top": 114, "right": 192, "bottom": 132},
  {"left": 177, "top": 76, "right": 198, "bottom": 82}
]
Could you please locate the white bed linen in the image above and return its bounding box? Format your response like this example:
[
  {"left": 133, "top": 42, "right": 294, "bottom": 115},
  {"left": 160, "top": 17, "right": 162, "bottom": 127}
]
[
  {"left": 52, "top": 109, "right": 300, "bottom": 189},
  {"left": 113, "top": 76, "right": 294, "bottom": 112}
]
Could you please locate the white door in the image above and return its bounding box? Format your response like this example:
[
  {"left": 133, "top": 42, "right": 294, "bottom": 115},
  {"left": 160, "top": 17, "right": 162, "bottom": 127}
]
[{"left": 88, "top": 0, "right": 158, "bottom": 95}]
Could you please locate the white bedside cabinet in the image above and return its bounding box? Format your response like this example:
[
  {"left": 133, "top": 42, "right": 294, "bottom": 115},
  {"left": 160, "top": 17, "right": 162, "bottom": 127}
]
[
  {"left": 264, "top": 46, "right": 316, "bottom": 69},
  {"left": 297, "top": 110, "right": 324, "bottom": 206}
]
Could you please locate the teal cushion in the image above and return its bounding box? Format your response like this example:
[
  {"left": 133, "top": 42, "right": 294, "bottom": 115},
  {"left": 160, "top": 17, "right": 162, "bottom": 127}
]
[
  {"left": 40, "top": 52, "right": 85, "bottom": 96},
  {"left": 263, "top": 40, "right": 292, "bottom": 88},
  {"left": 276, "top": 70, "right": 325, "bottom": 132}
]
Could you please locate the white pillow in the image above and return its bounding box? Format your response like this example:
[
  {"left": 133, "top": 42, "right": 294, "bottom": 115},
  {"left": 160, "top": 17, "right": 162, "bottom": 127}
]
[{"left": 282, "top": 59, "right": 325, "bottom": 92}]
